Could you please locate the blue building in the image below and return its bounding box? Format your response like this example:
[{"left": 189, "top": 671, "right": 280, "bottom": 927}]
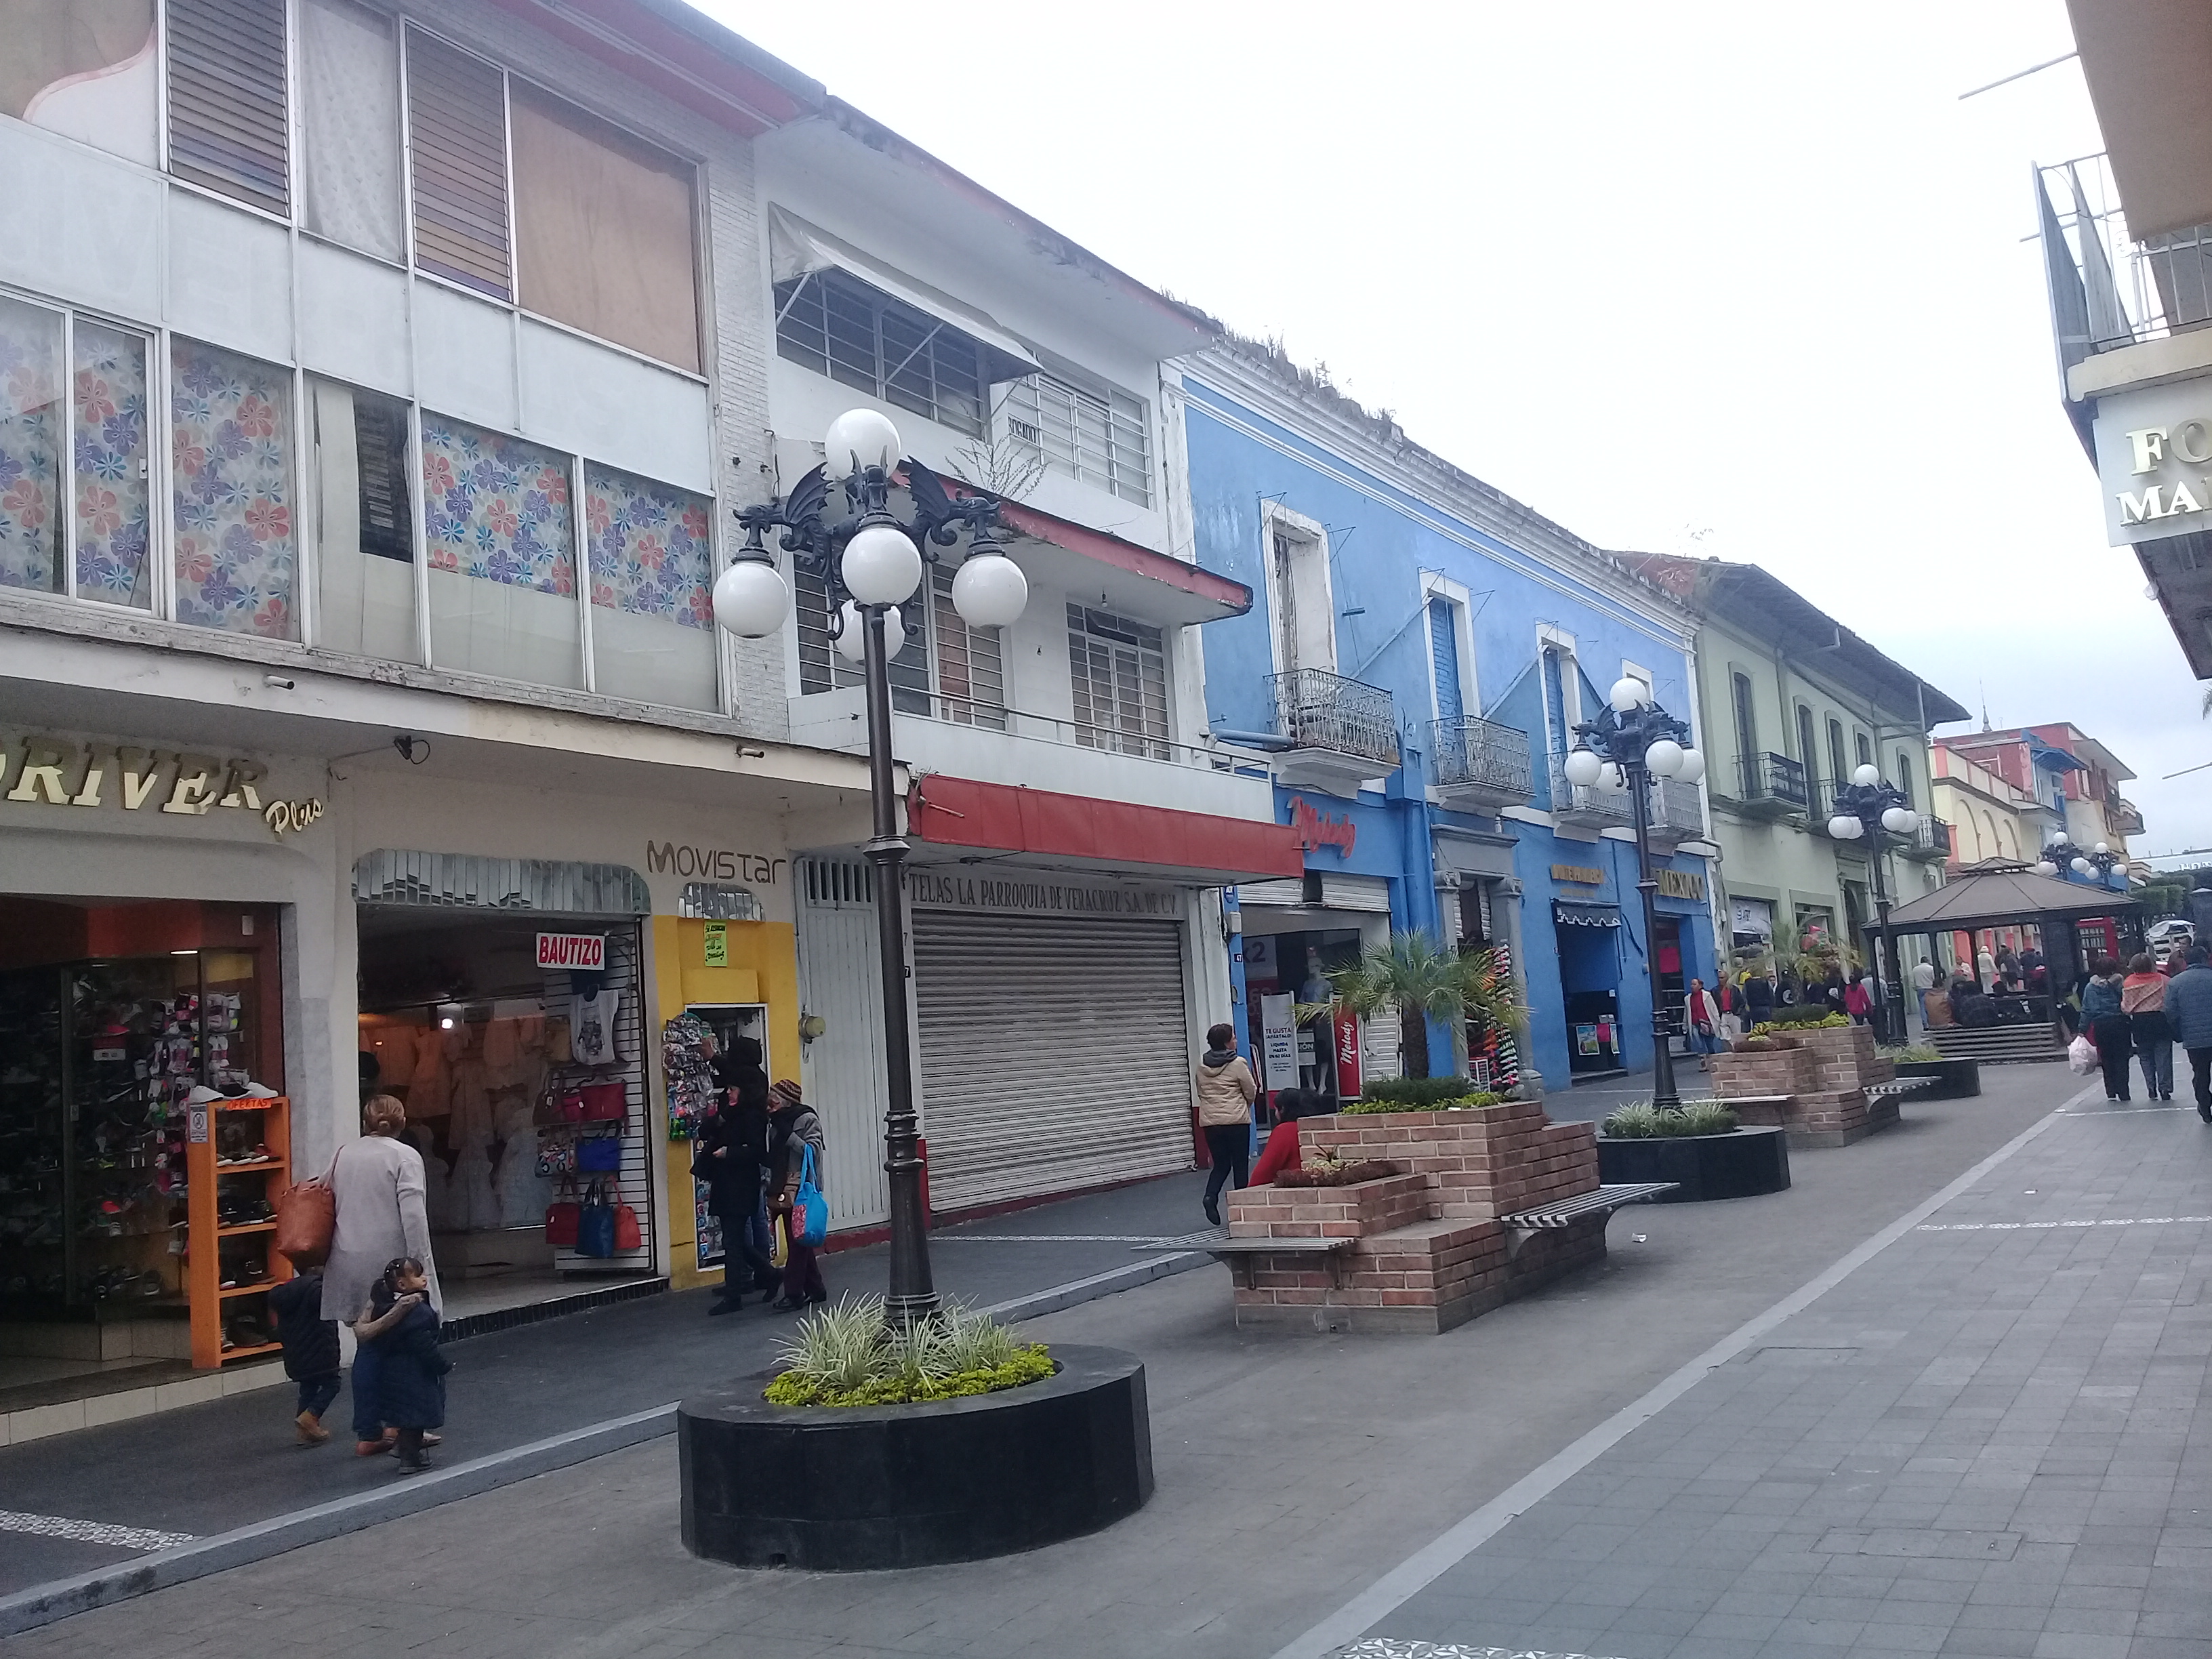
[{"left": 1178, "top": 344, "right": 1719, "bottom": 1097}]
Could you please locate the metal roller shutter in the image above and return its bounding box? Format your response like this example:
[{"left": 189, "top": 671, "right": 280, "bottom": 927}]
[
  {"left": 914, "top": 912, "right": 1191, "bottom": 1212},
  {"left": 1319, "top": 874, "right": 1391, "bottom": 912}
]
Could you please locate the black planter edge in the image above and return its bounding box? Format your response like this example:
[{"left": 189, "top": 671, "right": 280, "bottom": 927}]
[{"left": 1595, "top": 1125, "right": 1791, "bottom": 1202}]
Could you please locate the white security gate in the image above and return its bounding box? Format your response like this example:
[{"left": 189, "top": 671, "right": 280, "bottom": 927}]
[
  {"left": 913, "top": 910, "right": 1193, "bottom": 1212},
  {"left": 794, "top": 859, "right": 893, "bottom": 1230}
]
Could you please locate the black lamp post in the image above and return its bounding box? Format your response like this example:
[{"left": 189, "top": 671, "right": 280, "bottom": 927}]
[
  {"left": 710, "top": 409, "right": 1029, "bottom": 1326},
  {"left": 1562, "top": 680, "right": 1704, "bottom": 1111},
  {"left": 1824, "top": 767, "right": 1917, "bottom": 1043}
]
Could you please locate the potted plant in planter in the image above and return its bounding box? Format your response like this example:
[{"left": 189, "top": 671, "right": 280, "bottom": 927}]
[
  {"left": 1883, "top": 1041, "right": 1980, "bottom": 1099},
  {"left": 1595, "top": 1099, "right": 1791, "bottom": 1200}
]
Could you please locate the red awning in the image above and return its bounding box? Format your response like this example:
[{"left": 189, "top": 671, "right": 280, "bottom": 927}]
[{"left": 909, "top": 776, "right": 1300, "bottom": 885}]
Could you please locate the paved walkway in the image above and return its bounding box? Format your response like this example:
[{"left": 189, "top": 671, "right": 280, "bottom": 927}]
[{"left": 0, "top": 1064, "right": 2114, "bottom": 1658}]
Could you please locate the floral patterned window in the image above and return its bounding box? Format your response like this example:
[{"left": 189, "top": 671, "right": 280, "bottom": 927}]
[
  {"left": 583, "top": 462, "right": 716, "bottom": 710},
  {"left": 171, "top": 340, "right": 296, "bottom": 638},
  {"left": 73, "top": 322, "right": 152, "bottom": 609},
  {"left": 0, "top": 295, "right": 65, "bottom": 598},
  {"left": 419, "top": 413, "right": 582, "bottom": 687}
]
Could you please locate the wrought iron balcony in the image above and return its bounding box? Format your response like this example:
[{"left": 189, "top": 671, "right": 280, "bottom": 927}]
[
  {"left": 1646, "top": 776, "right": 1707, "bottom": 846},
  {"left": 1721, "top": 752, "right": 1810, "bottom": 820},
  {"left": 1429, "top": 715, "right": 1534, "bottom": 813},
  {"left": 1902, "top": 817, "right": 1952, "bottom": 863},
  {"left": 1271, "top": 668, "right": 1399, "bottom": 791},
  {"left": 1546, "top": 753, "right": 1632, "bottom": 829},
  {"left": 2105, "top": 794, "right": 2145, "bottom": 837}
]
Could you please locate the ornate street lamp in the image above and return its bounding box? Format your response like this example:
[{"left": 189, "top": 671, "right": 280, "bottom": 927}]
[
  {"left": 1561, "top": 680, "right": 1705, "bottom": 1111},
  {"left": 1825, "top": 763, "right": 1916, "bottom": 1044},
  {"left": 712, "top": 408, "right": 1028, "bottom": 1326},
  {"left": 2034, "top": 836, "right": 2125, "bottom": 889}
]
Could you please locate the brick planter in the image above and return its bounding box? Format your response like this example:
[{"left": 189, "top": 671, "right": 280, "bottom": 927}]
[
  {"left": 1707, "top": 1026, "right": 1898, "bottom": 1148},
  {"left": 1221, "top": 1103, "right": 1609, "bottom": 1335}
]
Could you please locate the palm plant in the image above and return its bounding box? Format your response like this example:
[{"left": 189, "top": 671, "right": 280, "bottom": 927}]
[{"left": 1296, "top": 932, "right": 1526, "bottom": 1080}]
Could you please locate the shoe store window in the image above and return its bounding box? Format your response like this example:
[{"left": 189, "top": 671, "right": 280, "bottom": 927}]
[{"left": 0, "top": 898, "right": 283, "bottom": 1380}]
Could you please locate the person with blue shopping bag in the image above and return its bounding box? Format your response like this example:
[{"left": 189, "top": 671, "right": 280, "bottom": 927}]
[{"left": 766, "top": 1078, "right": 828, "bottom": 1313}]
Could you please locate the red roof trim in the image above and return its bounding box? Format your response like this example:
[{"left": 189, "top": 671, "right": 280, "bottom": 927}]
[
  {"left": 910, "top": 777, "right": 1302, "bottom": 881},
  {"left": 994, "top": 501, "right": 1252, "bottom": 614}
]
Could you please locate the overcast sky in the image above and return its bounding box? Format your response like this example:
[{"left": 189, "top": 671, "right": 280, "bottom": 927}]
[{"left": 705, "top": 0, "right": 2209, "bottom": 858}]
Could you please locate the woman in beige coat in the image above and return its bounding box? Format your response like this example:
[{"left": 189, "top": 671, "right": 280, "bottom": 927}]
[
  {"left": 1195, "top": 1021, "right": 1259, "bottom": 1227},
  {"left": 321, "top": 1095, "right": 442, "bottom": 1324}
]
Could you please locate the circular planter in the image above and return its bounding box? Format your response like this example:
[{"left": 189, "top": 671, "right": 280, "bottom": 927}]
[
  {"left": 1894, "top": 1059, "right": 1980, "bottom": 1099},
  {"left": 678, "top": 1344, "right": 1151, "bottom": 1570},
  {"left": 1595, "top": 1125, "right": 1791, "bottom": 1202}
]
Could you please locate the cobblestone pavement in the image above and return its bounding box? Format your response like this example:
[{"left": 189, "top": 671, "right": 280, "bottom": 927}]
[{"left": 0, "top": 1067, "right": 2141, "bottom": 1659}]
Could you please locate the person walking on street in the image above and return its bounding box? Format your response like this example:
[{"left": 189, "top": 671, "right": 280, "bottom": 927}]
[
  {"left": 1844, "top": 968, "right": 1873, "bottom": 1026},
  {"left": 765, "top": 1079, "right": 827, "bottom": 1312},
  {"left": 354, "top": 1257, "right": 448, "bottom": 1471},
  {"left": 2081, "top": 958, "right": 2133, "bottom": 1101},
  {"left": 323, "top": 1096, "right": 439, "bottom": 1454},
  {"left": 268, "top": 1264, "right": 340, "bottom": 1446},
  {"left": 1195, "top": 1022, "right": 1259, "bottom": 1227},
  {"left": 1976, "top": 943, "right": 1996, "bottom": 988},
  {"left": 1911, "top": 957, "right": 1936, "bottom": 1027},
  {"left": 2165, "top": 945, "right": 2212, "bottom": 1121},
  {"left": 1743, "top": 970, "right": 1776, "bottom": 1029},
  {"left": 695, "top": 1037, "right": 778, "bottom": 1311},
  {"left": 1685, "top": 980, "right": 1722, "bottom": 1069},
  {"left": 2123, "top": 952, "right": 2174, "bottom": 1101}
]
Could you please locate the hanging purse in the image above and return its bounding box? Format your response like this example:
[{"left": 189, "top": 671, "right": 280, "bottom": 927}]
[
  {"left": 769, "top": 1210, "right": 789, "bottom": 1269},
  {"left": 613, "top": 1201, "right": 642, "bottom": 1252},
  {"left": 577, "top": 1081, "right": 626, "bottom": 1124},
  {"left": 545, "top": 1179, "right": 581, "bottom": 1247},
  {"left": 536, "top": 1136, "right": 577, "bottom": 1178},
  {"left": 575, "top": 1181, "right": 616, "bottom": 1258},
  {"left": 576, "top": 1134, "right": 622, "bottom": 1173},
  {"left": 792, "top": 1143, "right": 828, "bottom": 1248}
]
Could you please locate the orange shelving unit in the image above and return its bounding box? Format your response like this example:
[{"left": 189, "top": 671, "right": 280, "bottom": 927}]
[{"left": 185, "top": 1095, "right": 295, "bottom": 1368}]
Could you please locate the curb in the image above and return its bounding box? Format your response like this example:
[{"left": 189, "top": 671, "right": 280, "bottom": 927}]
[{"left": 0, "top": 1247, "right": 1215, "bottom": 1635}]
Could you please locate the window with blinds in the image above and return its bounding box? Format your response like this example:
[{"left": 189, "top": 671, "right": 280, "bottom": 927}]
[
  {"left": 793, "top": 565, "right": 930, "bottom": 712},
  {"left": 774, "top": 270, "right": 987, "bottom": 437},
  {"left": 405, "top": 32, "right": 512, "bottom": 300},
  {"left": 167, "top": 0, "right": 291, "bottom": 215},
  {"left": 1067, "top": 604, "right": 1168, "bottom": 760},
  {"left": 930, "top": 566, "right": 1004, "bottom": 729},
  {"left": 1004, "top": 373, "right": 1151, "bottom": 506}
]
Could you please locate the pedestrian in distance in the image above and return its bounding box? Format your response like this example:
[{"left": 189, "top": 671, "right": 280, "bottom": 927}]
[
  {"left": 1248, "top": 1087, "right": 1317, "bottom": 1187},
  {"left": 1194, "top": 1021, "right": 1259, "bottom": 1227},
  {"left": 2123, "top": 952, "right": 2173, "bottom": 1102},
  {"left": 2165, "top": 944, "right": 2212, "bottom": 1122},
  {"left": 1819, "top": 966, "right": 1849, "bottom": 1018},
  {"left": 1742, "top": 970, "right": 1776, "bottom": 1028},
  {"left": 1976, "top": 943, "right": 1996, "bottom": 988},
  {"left": 268, "top": 1263, "right": 340, "bottom": 1446},
  {"left": 323, "top": 1095, "right": 440, "bottom": 1454},
  {"left": 695, "top": 1036, "right": 779, "bottom": 1311},
  {"left": 2080, "top": 958, "right": 2133, "bottom": 1102},
  {"left": 765, "top": 1079, "right": 828, "bottom": 1313},
  {"left": 1844, "top": 968, "right": 1873, "bottom": 1027},
  {"left": 1685, "top": 979, "right": 1722, "bottom": 1069},
  {"left": 354, "top": 1256, "right": 449, "bottom": 1471},
  {"left": 1911, "top": 957, "right": 1936, "bottom": 1027}
]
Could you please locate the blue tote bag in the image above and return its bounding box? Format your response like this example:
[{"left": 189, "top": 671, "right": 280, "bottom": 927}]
[{"left": 792, "top": 1144, "right": 828, "bottom": 1248}]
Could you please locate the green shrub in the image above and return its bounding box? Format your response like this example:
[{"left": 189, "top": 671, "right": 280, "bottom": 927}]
[
  {"left": 1601, "top": 1100, "right": 1739, "bottom": 1139},
  {"left": 1756, "top": 1008, "right": 1849, "bottom": 1030},
  {"left": 1883, "top": 1042, "right": 1942, "bottom": 1063},
  {"left": 766, "top": 1294, "right": 1052, "bottom": 1408},
  {"left": 1359, "top": 1076, "right": 1486, "bottom": 1107}
]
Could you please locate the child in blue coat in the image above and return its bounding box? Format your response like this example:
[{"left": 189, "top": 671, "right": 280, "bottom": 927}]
[{"left": 357, "top": 1256, "right": 450, "bottom": 1469}]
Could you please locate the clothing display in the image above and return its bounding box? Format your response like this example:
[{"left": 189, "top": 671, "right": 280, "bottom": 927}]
[{"left": 571, "top": 989, "right": 622, "bottom": 1067}]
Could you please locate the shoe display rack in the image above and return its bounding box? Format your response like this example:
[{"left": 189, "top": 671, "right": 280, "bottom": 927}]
[{"left": 185, "top": 1093, "right": 295, "bottom": 1368}]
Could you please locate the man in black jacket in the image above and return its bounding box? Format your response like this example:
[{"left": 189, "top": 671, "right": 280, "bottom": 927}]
[{"left": 695, "top": 1036, "right": 779, "bottom": 1312}]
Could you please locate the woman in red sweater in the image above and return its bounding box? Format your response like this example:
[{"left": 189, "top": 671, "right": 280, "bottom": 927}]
[{"left": 1248, "top": 1089, "right": 1318, "bottom": 1187}]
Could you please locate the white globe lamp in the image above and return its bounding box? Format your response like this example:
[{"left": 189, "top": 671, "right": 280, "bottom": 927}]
[
  {"left": 1852, "top": 763, "right": 1880, "bottom": 787},
  {"left": 1676, "top": 748, "right": 1706, "bottom": 784},
  {"left": 840, "top": 523, "right": 922, "bottom": 606},
  {"left": 2093, "top": 842, "right": 2109, "bottom": 856},
  {"left": 1609, "top": 676, "right": 1649, "bottom": 713},
  {"left": 712, "top": 556, "right": 790, "bottom": 638},
  {"left": 2034, "top": 859, "right": 2058, "bottom": 878},
  {"left": 823, "top": 408, "right": 901, "bottom": 481},
  {"left": 1881, "top": 805, "right": 1917, "bottom": 834},
  {"left": 834, "top": 601, "right": 904, "bottom": 663},
  {"left": 1643, "top": 739, "right": 1685, "bottom": 777},
  {"left": 949, "top": 548, "right": 1027, "bottom": 628},
  {"left": 1828, "top": 814, "right": 1863, "bottom": 840},
  {"left": 1562, "top": 747, "right": 1603, "bottom": 788},
  {"left": 2070, "top": 855, "right": 2093, "bottom": 876},
  {"left": 1597, "top": 760, "right": 1626, "bottom": 792}
]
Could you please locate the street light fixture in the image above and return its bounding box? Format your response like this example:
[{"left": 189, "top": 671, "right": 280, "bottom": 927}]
[
  {"left": 1826, "top": 762, "right": 1916, "bottom": 1044},
  {"left": 712, "top": 409, "right": 1029, "bottom": 1326},
  {"left": 1562, "top": 680, "right": 1704, "bottom": 1111},
  {"left": 2035, "top": 836, "right": 2125, "bottom": 888}
]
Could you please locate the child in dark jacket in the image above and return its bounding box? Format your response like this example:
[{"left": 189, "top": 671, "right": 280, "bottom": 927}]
[
  {"left": 268, "top": 1266, "right": 342, "bottom": 1445},
  {"left": 356, "top": 1257, "right": 451, "bottom": 1470}
]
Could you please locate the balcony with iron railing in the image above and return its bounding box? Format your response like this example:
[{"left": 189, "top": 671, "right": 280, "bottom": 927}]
[
  {"left": 1719, "top": 752, "right": 1811, "bottom": 820},
  {"left": 1901, "top": 817, "right": 1952, "bottom": 863},
  {"left": 2039, "top": 153, "right": 2212, "bottom": 357},
  {"left": 1646, "top": 776, "right": 1708, "bottom": 847},
  {"left": 1429, "top": 715, "right": 1534, "bottom": 813},
  {"left": 1546, "top": 752, "right": 1632, "bottom": 830},
  {"left": 1271, "top": 668, "right": 1400, "bottom": 792},
  {"left": 2104, "top": 794, "right": 2145, "bottom": 837}
]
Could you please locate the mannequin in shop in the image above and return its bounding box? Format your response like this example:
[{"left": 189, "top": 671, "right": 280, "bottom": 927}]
[{"left": 1298, "top": 948, "right": 1335, "bottom": 1094}]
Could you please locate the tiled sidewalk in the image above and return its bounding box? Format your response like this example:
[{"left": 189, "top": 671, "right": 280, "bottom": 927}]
[{"left": 1353, "top": 1100, "right": 2212, "bottom": 1659}]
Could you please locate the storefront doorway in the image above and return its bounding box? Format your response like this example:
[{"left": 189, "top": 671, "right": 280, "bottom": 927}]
[
  {"left": 1555, "top": 901, "right": 1624, "bottom": 1076},
  {"left": 0, "top": 897, "right": 283, "bottom": 1379},
  {"left": 1242, "top": 927, "right": 1366, "bottom": 1117},
  {"left": 355, "top": 904, "right": 656, "bottom": 1302}
]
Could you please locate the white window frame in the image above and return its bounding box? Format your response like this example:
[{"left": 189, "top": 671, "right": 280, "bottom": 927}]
[
  {"left": 1420, "top": 570, "right": 1478, "bottom": 720},
  {"left": 1259, "top": 500, "right": 1334, "bottom": 677},
  {"left": 1537, "top": 623, "right": 1580, "bottom": 755},
  {"left": 1620, "top": 657, "right": 1654, "bottom": 704}
]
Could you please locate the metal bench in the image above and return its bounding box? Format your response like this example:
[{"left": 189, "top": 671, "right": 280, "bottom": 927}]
[
  {"left": 1201, "top": 1233, "right": 1357, "bottom": 1287},
  {"left": 1867, "top": 1076, "right": 1939, "bottom": 1103},
  {"left": 1713, "top": 1094, "right": 1791, "bottom": 1107},
  {"left": 1498, "top": 1181, "right": 1677, "bottom": 1258}
]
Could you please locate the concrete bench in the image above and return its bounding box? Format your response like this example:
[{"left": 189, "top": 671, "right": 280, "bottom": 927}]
[{"left": 1498, "top": 1181, "right": 1677, "bottom": 1259}]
